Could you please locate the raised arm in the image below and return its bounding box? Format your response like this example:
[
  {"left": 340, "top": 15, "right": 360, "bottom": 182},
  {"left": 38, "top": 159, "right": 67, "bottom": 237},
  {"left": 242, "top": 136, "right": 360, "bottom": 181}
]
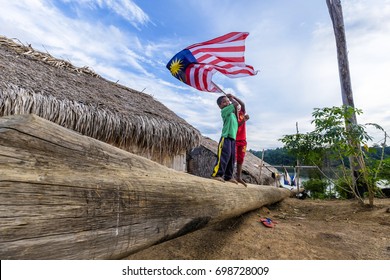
[
  {"left": 226, "top": 94, "right": 239, "bottom": 109},
  {"left": 226, "top": 93, "right": 246, "bottom": 112}
]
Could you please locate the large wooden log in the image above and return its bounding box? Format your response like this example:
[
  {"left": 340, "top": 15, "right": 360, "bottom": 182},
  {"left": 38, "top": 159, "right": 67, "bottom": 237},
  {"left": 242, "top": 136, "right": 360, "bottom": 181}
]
[{"left": 0, "top": 114, "right": 291, "bottom": 259}]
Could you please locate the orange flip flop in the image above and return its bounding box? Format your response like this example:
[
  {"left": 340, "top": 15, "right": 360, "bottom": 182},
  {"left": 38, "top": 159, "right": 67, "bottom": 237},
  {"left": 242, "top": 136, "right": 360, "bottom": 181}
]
[{"left": 259, "top": 218, "right": 278, "bottom": 228}]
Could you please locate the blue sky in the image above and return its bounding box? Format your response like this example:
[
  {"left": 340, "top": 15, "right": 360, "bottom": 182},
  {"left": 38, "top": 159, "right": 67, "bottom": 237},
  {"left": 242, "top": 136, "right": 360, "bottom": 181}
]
[{"left": 1, "top": 0, "right": 389, "bottom": 150}]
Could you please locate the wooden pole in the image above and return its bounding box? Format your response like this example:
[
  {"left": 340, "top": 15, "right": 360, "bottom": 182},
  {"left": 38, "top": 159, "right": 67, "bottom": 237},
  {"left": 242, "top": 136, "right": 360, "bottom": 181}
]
[
  {"left": 296, "top": 122, "right": 300, "bottom": 191},
  {"left": 211, "top": 82, "right": 228, "bottom": 96},
  {"left": 259, "top": 148, "right": 264, "bottom": 185},
  {"left": 326, "top": 0, "right": 370, "bottom": 204},
  {"left": 326, "top": 0, "right": 356, "bottom": 115}
]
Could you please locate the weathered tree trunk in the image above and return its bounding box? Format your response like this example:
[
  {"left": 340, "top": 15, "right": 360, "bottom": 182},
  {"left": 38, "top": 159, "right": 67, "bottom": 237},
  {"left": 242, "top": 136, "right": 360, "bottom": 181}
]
[
  {"left": 326, "top": 0, "right": 356, "bottom": 112},
  {"left": 326, "top": 0, "right": 371, "bottom": 206},
  {"left": 0, "top": 114, "right": 291, "bottom": 259}
]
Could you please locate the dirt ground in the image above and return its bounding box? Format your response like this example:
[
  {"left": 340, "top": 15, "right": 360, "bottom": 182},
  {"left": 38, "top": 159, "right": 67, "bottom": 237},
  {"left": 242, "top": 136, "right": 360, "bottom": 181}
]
[{"left": 126, "top": 197, "right": 390, "bottom": 260}]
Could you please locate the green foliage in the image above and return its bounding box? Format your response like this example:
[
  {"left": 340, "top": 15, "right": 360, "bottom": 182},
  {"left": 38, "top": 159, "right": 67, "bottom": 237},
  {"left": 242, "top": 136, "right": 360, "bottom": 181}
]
[
  {"left": 334, "top": 177, "right": 353, "bottom": 199},
  {"left": 249, "top": 148, "right": 296, "bottom": 166},
  {"left": 335, "top": 175, "right": 390, "bottom": 199},
  {"left": 279, "top": 105, "right": 387, "bottom": 205},
  {"left": 367, "top": 145, "right": 390, "bottom": 161},
  {"left": 302, "top": 179, "right": 330, "bottom": 199},
  {"left": 251, "top": 105, "right": 389, "bottom": 204},
  {"left": 377, "top": 157, "right": 390, "bottom": 181},
  {"left": 279, "top": 132, "right": 325, "bottom": 166},
  {"left": 311, "top": 106, "right": 372, "bottom": 158}
]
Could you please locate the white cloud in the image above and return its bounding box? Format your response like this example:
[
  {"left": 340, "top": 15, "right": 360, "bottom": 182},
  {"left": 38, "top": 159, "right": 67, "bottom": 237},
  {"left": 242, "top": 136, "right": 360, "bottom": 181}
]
[{"left": 60, "top": 0, "right": 150, "bottom": 29}]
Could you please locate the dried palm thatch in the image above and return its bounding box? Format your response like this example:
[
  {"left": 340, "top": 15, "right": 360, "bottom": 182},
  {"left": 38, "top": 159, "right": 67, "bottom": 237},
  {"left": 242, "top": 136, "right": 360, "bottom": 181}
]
[
  {"left": 0, "top": 36, "right": 101, "bottom": 77},
  {"left": 0, "top": 35, "right": 201, "bottom": 165}
]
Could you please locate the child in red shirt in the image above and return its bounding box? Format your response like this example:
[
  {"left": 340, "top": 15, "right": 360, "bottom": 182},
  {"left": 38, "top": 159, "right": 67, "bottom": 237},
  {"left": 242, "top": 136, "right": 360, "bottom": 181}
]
[{"left": 227, "top": 94, "right": 249, "bottom": 187}]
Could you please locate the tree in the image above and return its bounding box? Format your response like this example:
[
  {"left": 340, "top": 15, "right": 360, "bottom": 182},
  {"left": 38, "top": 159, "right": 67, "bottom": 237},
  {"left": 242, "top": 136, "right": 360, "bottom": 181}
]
[
  {"left": 326, "top": 0, "right": 376, "bottom": 206},
  {"left": 280, "top": 106, "right": 387, "bottom": 206},
  {"left": 277, "top": 130, "right": 324, "bottom": 167},
  {"left": 249, "top": 148, "right": 296, "bottom": 166}
]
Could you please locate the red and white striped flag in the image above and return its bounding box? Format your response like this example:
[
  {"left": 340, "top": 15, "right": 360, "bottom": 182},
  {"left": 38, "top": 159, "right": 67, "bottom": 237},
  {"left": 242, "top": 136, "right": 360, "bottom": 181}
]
[{"left": 166, "top": 32, "right": 258, "bottom": 92}]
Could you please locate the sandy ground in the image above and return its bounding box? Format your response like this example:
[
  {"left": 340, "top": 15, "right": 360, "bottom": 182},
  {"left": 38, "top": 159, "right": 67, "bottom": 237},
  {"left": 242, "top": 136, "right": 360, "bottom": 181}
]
[{"left": 125, "top": 197, "right": 390, "bottom": 260}]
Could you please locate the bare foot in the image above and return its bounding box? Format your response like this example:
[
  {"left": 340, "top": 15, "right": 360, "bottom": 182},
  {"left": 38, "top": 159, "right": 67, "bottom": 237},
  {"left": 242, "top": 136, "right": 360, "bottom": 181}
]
[
  {"left": 237, "top": 178, "right": 247, "bottom": 187},
  {"left": 227, "top": 178, "right": 238, "bottom": 184},
  {"left": 211, "top": 176, "right": 225, "bottom": 182}
]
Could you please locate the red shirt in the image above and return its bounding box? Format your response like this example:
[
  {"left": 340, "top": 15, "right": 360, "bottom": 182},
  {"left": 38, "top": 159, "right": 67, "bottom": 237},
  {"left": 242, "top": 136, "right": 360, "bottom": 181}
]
[{"left": 236, "top": 109, "right": 246, "bottom": 141}]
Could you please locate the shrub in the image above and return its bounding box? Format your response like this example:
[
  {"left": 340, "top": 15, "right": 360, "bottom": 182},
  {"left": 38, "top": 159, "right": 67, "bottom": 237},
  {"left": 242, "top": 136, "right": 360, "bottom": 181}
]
[{"left": 302, "top": 179, "right": 329, "bottom": 199}]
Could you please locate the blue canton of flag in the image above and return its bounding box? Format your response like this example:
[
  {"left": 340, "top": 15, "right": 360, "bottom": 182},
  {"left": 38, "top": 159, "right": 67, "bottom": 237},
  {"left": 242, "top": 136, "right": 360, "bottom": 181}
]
[{"left": 166, "top": 49, "right": 197, "bottom": 84}]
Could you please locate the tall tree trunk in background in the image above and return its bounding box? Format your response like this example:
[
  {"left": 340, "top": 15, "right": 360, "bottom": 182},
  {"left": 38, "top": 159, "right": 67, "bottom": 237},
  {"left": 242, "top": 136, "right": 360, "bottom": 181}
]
[{"left": 326, "top": 0, "right": 373, "bottom": 206}]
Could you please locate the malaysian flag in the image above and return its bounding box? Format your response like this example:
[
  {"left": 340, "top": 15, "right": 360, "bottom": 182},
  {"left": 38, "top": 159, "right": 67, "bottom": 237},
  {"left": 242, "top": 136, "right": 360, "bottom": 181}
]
[{"left": 166, "top": 32, "right": 258, "bottom": 92}]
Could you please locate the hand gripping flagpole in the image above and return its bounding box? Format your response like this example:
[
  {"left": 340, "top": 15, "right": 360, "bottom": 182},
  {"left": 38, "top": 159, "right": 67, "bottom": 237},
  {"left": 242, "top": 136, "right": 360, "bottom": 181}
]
[{"left": 212, "top": 82, "right": 239, "bottom": 118}]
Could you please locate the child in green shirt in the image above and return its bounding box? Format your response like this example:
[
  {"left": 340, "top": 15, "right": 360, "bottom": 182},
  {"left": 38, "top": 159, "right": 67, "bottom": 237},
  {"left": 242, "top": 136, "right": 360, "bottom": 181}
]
[{"left": 211, "top": 95, "right": 239, "bottom": 184}]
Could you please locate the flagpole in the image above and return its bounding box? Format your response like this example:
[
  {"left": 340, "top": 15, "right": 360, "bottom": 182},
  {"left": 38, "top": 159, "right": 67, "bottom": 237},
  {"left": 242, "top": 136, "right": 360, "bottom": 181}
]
[
  {"left": 212, "top": 82, "right": 239, "bottom": 120},
  {"left": 211, "top": 82, "right": 228, "bottom": 96}
]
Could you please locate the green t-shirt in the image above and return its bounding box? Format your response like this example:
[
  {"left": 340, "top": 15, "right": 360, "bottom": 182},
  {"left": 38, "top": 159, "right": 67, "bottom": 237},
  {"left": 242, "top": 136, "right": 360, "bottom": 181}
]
[{"left": 220, "top": 104, "right": 238, "bottom": 140}]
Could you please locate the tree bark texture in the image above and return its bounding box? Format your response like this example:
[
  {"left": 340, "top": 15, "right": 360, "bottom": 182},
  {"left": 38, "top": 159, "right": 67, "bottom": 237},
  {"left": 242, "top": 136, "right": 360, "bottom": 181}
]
[
  {"left": 0, "top": 114, "right": 291, "bottom": 259},
  {"left": 326, "top": 0, "right": 356, "bottom": 113},
  {"left": 326, "top": 0, "right": 371, "bottom": 205}
]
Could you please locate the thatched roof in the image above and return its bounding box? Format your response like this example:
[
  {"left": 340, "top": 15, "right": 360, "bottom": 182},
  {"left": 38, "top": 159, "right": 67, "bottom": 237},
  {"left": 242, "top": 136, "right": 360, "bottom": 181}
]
[{"left": 0, "top": 36, "right": 201, "bottom": 157}]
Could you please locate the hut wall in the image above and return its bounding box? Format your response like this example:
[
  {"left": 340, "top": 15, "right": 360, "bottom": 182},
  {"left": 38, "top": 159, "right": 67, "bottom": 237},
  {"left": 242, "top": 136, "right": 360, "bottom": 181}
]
[
  {"left": 187, "top": 146, "right": 216, "bottom": 178},
  {"left": 172, "top": 154, "right": 187, "bottom": 172},
  {"left": 149, "top": 152, "right": 187, "bottom": 172},
  {"left": 124, "top": 145, "right": 186, "bottom": 171}
]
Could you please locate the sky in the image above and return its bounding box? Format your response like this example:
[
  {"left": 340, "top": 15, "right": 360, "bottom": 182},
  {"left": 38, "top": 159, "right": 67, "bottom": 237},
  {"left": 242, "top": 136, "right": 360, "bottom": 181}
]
[{"left": 1, "top": 0, "right": 389, "bottom": 150}]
